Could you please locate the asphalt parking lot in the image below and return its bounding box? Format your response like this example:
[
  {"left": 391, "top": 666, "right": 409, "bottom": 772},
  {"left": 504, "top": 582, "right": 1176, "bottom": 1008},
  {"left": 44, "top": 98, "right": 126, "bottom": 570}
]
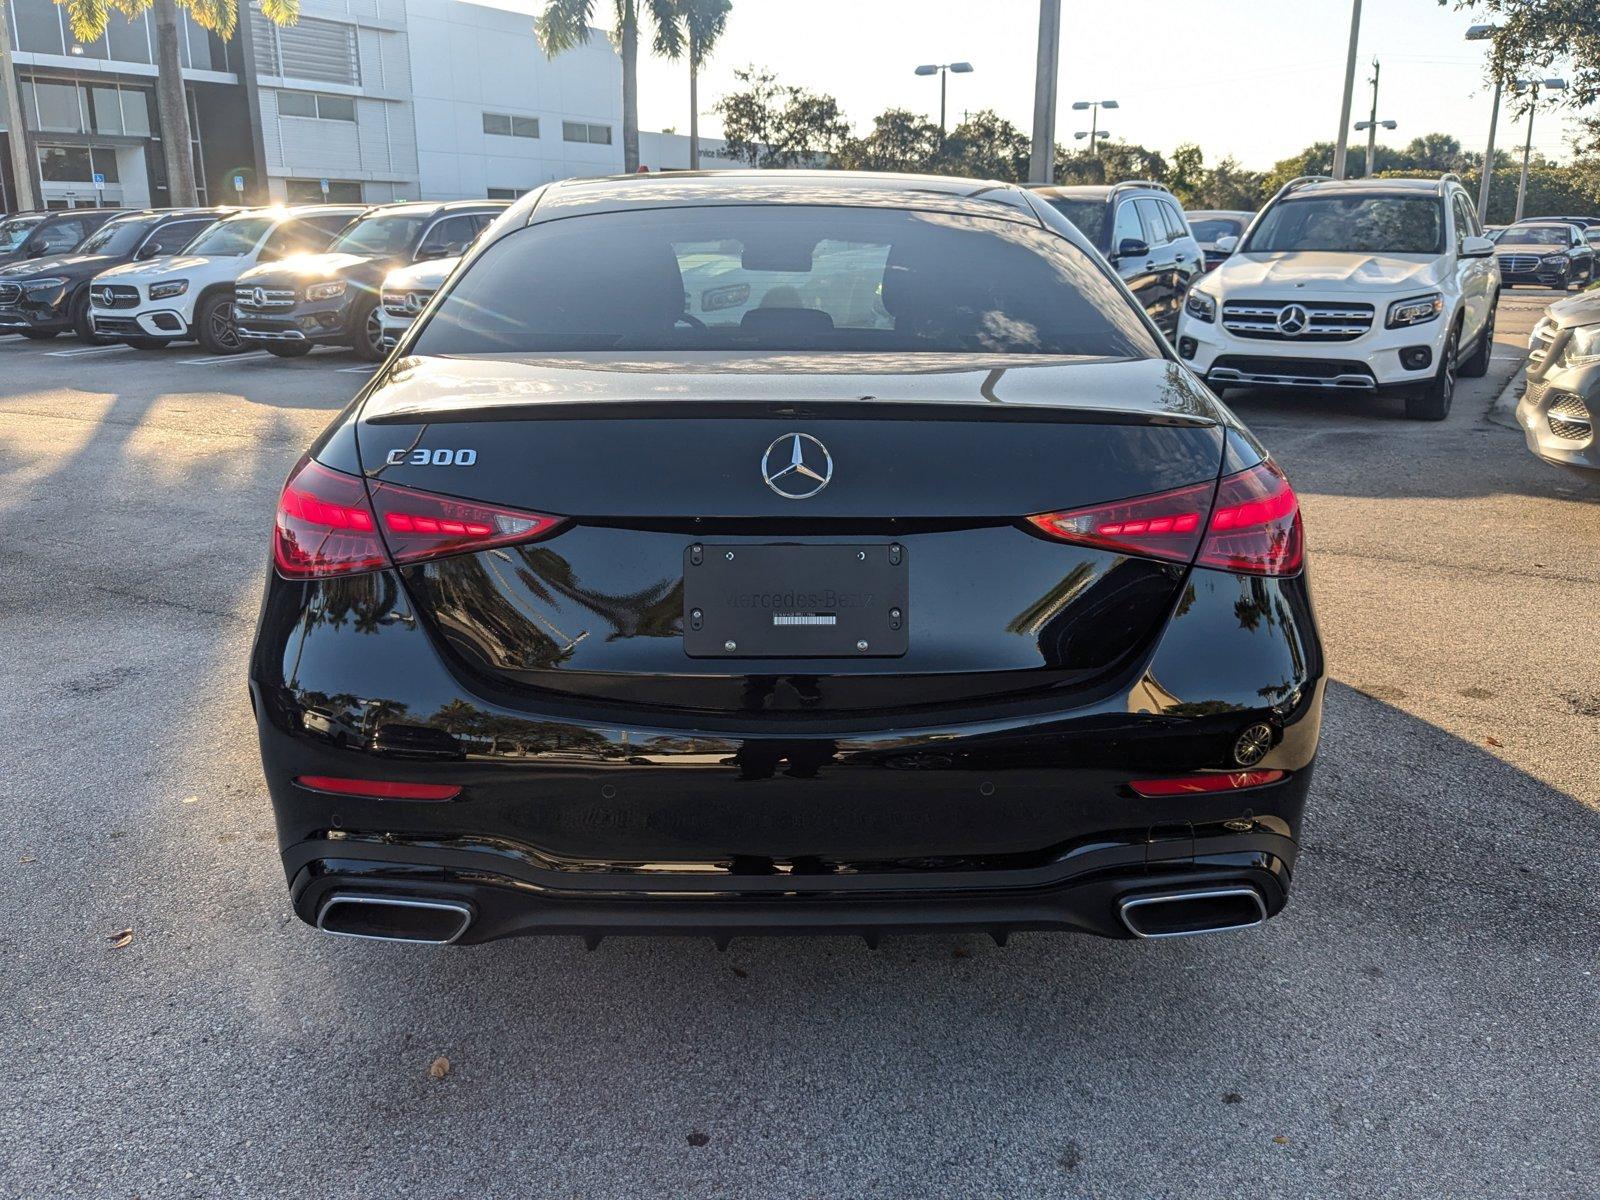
[{"left": 3, "top": 297, "right": 1595, "bottom": 1199}]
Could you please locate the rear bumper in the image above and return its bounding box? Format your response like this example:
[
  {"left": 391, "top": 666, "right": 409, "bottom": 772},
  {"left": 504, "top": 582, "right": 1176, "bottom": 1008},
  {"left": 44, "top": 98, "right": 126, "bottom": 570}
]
[{"left": 251, "top": 555, "right": 1326, "bottom": 944}]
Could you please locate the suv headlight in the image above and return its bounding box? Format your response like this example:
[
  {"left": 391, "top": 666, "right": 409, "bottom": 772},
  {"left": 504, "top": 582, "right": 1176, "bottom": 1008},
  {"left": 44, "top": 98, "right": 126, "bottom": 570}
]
[
  {"left": 21, "top": 277, "right": 66, "bottom": 293},
  {"left": 1386, "top": 292, "right": 1444, "bottom": 329},
  {"left": 1184, "top": 288, "right": 1217, "bottom": 324},
  {"left": 305, "top": 280, "right": 347, "bottom": 302},
  {"left": 1559, "top": 323, "right": 1600, "bottom": 368},
  {"left": 1541, "top": 253, "right": 1571, "bottom": 266},
  {"left": 148, "top": 279, "right": 187, "bottom": 300}
]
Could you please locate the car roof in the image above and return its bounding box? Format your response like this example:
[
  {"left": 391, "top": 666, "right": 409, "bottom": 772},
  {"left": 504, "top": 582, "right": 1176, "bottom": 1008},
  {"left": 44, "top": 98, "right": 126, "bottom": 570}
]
[
  {"left": 1291, "top": 177, "right": 1451, "bottom": 198},
  {"left": 1185, "top": 209, "right": 1253, "bottom": 219},
  {"left": 524, "top": 170, "right": 1039, "bottom": 224}
]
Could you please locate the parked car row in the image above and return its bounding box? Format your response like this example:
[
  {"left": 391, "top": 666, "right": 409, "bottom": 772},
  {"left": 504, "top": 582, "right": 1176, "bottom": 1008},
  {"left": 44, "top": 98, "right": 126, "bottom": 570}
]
[{"left": 0, "top": 199, "right": 506, "bottom": 360}]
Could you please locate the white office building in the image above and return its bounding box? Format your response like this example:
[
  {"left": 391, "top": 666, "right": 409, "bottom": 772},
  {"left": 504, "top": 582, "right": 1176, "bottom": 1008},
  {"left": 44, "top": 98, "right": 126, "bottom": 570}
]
[{"left": 0, "top": 0, "right": 627, "bottom": 210}]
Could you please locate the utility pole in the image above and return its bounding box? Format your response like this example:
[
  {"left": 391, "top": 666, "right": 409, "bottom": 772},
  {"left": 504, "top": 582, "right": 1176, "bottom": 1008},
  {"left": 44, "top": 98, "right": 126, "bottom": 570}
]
[
  {"left": 1365, "top": 59, "right": 1380, "bottom": 177},
  {"left": 1332, "top": 0, "right": 1363, "bottom": 179},
  {"left": 1029, "top": 0, "right": 1061, "bottom": 185},
  {"left": 1479, "top": 74, "right": 1502, "bottom": 220},
  {"left": 0, "top": 0, "right": 36, "bottom": 211}
]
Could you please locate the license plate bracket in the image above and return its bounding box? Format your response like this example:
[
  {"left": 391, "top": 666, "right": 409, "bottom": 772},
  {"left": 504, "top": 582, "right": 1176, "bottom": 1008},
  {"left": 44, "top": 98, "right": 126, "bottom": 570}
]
[{"left": 683, "top": 543, "right": 908, "bottom": 658}]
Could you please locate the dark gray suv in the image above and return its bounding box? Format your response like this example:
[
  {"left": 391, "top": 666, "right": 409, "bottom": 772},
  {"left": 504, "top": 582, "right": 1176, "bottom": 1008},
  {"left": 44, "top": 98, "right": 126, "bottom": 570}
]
[{"left": 1032, "top": 181, "right": 1202, "bottom": 338}]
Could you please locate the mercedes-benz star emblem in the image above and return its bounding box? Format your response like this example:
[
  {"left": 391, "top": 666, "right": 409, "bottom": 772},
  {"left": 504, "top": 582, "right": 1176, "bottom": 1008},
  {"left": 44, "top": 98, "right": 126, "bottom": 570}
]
[
  {"left": 1275, "top": 303, "right": 1310, "bottom": 337},
  {"left": 761, "top": 433, "right": 832, "bottom": 500},
  {"left": 251, "top": 287, "right": 267, "bottom": 308}
]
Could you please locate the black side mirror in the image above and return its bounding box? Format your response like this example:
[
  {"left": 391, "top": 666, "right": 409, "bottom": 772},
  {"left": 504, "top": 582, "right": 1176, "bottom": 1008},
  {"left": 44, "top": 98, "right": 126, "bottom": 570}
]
[{"left": 1116, "top": 237, "right": 1150, "bottom": 260}]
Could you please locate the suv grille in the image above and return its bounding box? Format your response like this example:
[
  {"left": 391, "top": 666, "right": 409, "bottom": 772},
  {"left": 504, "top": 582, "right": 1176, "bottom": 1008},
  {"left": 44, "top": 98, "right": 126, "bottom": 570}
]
[
  {"left": 1221, "top": 299, "right": 1374, "bottom": 341},
  {"left": 91, "top": 284, "right": 140, "bottom": 309},
  {"left": 1547, "top": 391, "right": 1593, "bottom": 441},
  {"left": 234, "top": 286, "right": 296, "bottom": 310},
  {"left": 0, "top": 283, "right": 21, "bottom": 305}
]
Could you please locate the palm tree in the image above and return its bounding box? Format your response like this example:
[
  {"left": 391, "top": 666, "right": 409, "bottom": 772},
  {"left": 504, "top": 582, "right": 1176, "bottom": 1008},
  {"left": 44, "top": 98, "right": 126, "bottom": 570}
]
[
  {"left": 47, "top": 0, "right": 299, "bottom": 208},
  {"left": 658, "top": 0, "right": 729, "bottom": 169},
  {"left": 536, "top": 0, "right": 680, "bottom": 174}
]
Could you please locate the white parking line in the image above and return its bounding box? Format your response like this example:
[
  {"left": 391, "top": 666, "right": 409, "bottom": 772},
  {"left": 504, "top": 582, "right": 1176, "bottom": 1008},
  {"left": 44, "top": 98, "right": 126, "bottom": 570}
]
[
  {"left": 178, "top": 349, "right": 275, "bottom": 365},
  {"left": 336, "top": 364, "right": 378, "bottom": 374},
  {"left": 45, "top": 344, "right": 133, "bottom": 358}
]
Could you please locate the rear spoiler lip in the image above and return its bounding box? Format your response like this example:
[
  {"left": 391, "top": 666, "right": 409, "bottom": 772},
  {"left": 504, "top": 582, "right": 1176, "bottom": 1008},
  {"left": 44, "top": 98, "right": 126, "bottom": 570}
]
[{"left": 361, "top": 398, "right": 1219, "bottom": 429}]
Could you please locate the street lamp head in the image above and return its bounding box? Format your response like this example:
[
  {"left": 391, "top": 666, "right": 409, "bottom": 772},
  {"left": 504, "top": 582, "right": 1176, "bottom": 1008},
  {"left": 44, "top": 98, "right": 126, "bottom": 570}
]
[
  {"left": 1071, "top": 100, "right": 1091, "bottom": 110},
  {"left": 1465, "top": 23, "right": 1497, "bottom": 40},
  {"left": 1543, "top": 78, "right": 1568, "bottom": 90},
  {"left": 1101, "top": 100, "right": 1120, "bottom": 109},
  {"left": 949, "top": 62, "right": 974, "bottom": 73},
  {"left": 1381, "top": 120, "right": 1397, "bottom": 130},
  {"left": 1355, "top": 121, "right": 1372, "bottom": 130},
  {"left": 914, "top": 64, "right": 938, "bottom": 76},
  {"left": 1074, "top": 131, "right": 1088, "bottom": 139}
]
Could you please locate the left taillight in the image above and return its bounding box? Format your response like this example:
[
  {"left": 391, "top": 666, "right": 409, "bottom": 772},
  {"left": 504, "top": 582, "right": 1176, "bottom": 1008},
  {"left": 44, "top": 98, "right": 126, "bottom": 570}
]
[
  {"left": 1027, "top": 459, "right": 1304, "bottom": 577},
  {"left": 273, "top": 457, "right": 563, "bottom": 579}
]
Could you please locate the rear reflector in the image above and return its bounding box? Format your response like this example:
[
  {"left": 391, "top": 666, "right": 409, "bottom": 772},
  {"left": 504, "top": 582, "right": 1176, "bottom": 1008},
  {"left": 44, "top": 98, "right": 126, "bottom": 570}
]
[
  {"left": 1129, "top": 770, "right": 1284, "bottom": 798},
  {"left": 273, "top": 457, "right": 563, "bottom": 579},
  {"left": 1027, "top": 459, "right": 1304, "bottom": 577},
  {"left": 295, "top": 775, "right": 461, "bottom": 801}
]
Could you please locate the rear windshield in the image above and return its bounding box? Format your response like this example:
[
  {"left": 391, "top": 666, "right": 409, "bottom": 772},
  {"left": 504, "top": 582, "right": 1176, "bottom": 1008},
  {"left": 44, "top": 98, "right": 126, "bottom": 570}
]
[
  {"left": 412, "top": 205, "right": 1157, "bottom": 358},
  {"left": 1242, "top": 195, "right": 1444, "bottom": 255},
  {"left": 1189, "top": 217, "right": 1245, "bottom": 242},
  {"left": 1040, "top": 197, "right": 1107, "bottom": 247}
]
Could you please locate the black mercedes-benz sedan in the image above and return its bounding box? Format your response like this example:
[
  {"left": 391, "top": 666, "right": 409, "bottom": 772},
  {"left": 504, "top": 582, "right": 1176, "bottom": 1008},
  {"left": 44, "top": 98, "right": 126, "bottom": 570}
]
[{"left": 251, "top": 171, "right": 1323, "bottom": 948}]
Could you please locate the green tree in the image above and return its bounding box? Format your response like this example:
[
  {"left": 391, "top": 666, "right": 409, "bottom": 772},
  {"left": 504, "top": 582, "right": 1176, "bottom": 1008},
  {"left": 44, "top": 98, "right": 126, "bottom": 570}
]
[
  {"left": 941, "top": 109, "right": 1030, "bottom": 181},
  {"left": 1454, "top": 0, "right": 1600, "bottom": 138},
  {"left": 1166, "top": 142, "right": 1206, "bottom": 204},
  {"left": 838, "top": 108, "right": 941, "bottom": 173},
  {"left": 655, "top": 0, "right": 730, "bottom": 169},
  {"left": 1194, "top": 157, "right": 1266, "bottom": 211},
  {"left": 42, "top": 0, "right": 299, "bottom": 208},
  {"left": 713, "top": 66, "right": 850, "bottom": 168},
  {"left": 537, "top": 0, "right": 682, "bottom": 174}
]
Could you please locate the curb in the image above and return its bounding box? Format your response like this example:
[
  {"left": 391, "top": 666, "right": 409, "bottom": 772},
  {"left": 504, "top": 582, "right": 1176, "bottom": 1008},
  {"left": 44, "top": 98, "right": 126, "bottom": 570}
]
[{"left": 1486, "top": 358, "right": 1527, "bottom": 430}]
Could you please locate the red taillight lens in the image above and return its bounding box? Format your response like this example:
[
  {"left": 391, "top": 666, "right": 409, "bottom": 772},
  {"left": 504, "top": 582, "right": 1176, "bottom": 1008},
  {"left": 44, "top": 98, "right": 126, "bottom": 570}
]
[
  {"left": 1027, "top": 480, "right": 1213, "bottom": 564},
  {"left": 1128, "top": 769, "right": 1284, "bottom": 798},
  {"left": 1027, "top": 459, "right": 1303, "bottom": 577},
  {"left": 370, "top": 480, "right": 563, "bottom": 565},
  {"left": 273, "top": 458, "right": 564, "bottom": 579},
  {"left": 1196, "top": 459, "right": 1303, "bottom": 576},
  {"left": 295, "top": 775, "right": 461, "bottom": 801},
  {"left": 274, "top": 458, "right": 387, "bottom": 578}
]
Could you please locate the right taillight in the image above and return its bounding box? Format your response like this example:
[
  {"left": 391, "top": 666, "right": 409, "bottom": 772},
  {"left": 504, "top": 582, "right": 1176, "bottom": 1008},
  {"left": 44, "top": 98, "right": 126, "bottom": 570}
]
[
  {"left": 1027, "top": 459, "right": 1303, "bottom": 577},
  {"left": 273, "top": 457, "right": 563, "bottom": 579},
  {"left": 1196, "top": 459, "right": 1303, "bottom": 576}
]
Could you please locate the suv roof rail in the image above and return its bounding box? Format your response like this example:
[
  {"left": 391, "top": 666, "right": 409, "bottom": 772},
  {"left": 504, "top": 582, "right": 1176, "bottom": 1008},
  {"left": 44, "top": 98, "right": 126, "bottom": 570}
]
[
  {"left": 1263, "top": 174, "right": 1332, "bottom": 207},
  {"left": 1439, "top": 172, "right": 1462, "bottom": 185},
  {"left": 1110, "top": 179, "right": 1171, "bottom": 196}
]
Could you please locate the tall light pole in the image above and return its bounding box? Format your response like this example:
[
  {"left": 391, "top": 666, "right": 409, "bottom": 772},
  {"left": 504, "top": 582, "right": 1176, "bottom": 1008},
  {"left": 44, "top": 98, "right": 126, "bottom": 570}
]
[
  {"left": 1466, "top": 24, "right": 1501, "bottom": 221},
  {"left": 914, "top": 61, "right": 974, "bottom": 142},
  {"left": 1333, "top": 0, "right": 1363, "bottom": 179},
  {"left": 1070, "top": 99, "right": 1118, "bottom": 157},
  {"left": 1512, "top": 77, "right": 1567, "bottom": 222},
  {"left": 0, "top": 0, "right": 35, "bottom": 211},
  {"left": 1354, "top": 58, "right": 1393, "bottom": 178},
  {"left": 1029, "top": 0, "right": 1062, "bottom": 185}
]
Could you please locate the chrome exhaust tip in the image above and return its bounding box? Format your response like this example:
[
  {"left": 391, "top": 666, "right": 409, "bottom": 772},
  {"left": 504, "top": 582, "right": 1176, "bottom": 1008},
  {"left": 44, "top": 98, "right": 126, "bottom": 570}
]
[
  {"left": 315, "top": 894, "right": 473, "bottom": 945},
  {"left": 1117, "top": 886, "right": 1267, "bottom": 939}
]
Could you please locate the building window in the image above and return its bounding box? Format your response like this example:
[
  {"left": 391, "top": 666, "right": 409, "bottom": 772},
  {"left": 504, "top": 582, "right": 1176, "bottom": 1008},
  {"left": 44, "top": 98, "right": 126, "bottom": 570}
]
[
  {"left": 487, "top": 187, "right": 529, "bottom": 200},
  {"left": 278, "top": 91, "right": 357, "bottom": 121},
  {"left": 286, "top": 179, "right": 364, "bottom": 203},
  {"left": 562, "top": 121, "right": 612, "bottom": 145},
  {"left": 483, "top": 112, "right": 539, "bottom": 139}
]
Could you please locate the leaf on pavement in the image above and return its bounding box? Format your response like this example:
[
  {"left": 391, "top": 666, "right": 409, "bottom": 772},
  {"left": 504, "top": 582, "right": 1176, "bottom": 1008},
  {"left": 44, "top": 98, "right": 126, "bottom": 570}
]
[
  {"left": 18, "top": 856, "right": 36, "bottom": 864},
  {"left": 1272, "top": 1135, "right": 1290, "bottom": 1146},
  {"left": 428, "top": 1055, "right": 451, "bottom": 1080},
  {"left": 1486, "top": 736, "right": 1504, "bottom": 747},
  {"left": 108, "top": 928, "right": 133, "bottom": 949}
]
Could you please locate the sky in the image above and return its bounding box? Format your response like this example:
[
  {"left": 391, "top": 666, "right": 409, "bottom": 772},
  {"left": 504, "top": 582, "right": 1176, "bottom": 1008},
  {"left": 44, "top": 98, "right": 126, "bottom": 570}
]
[{"left": 496, "top": 0, "right": 1590, "bottom": 169}]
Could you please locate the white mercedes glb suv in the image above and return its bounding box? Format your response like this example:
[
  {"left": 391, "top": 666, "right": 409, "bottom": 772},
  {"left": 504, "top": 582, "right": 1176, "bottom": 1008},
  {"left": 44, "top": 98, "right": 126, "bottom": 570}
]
[
  {"left": 377, "top": 255, "right": 460, "bottom": 352},
  {"left": 1177, "top": 175, "right": 1500, "bottom": 420},
  {"left": 89, "top": 204, "right": 363, "bottom": 353}
]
